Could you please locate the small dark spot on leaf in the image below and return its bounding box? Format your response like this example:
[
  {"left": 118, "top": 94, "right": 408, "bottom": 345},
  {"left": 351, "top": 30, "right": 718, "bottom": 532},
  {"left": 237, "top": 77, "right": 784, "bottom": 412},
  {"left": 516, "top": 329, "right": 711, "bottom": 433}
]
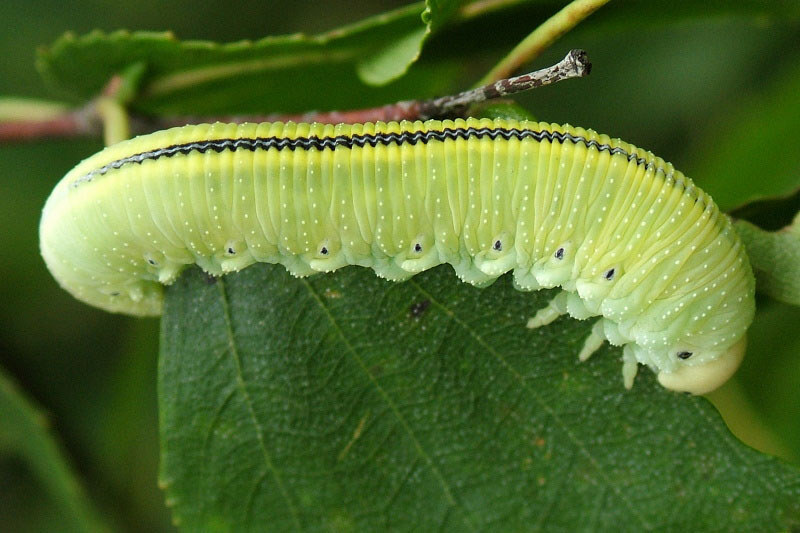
[{"left": 409, "top": 300, "right": 430, "bottom": 318}]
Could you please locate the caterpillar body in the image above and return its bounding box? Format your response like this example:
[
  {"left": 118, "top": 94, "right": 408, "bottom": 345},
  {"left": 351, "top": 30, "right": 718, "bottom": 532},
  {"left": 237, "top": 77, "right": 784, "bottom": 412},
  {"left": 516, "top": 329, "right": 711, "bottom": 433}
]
[{"left": 40, "top": 118, "right": 755, "bottom": 394}]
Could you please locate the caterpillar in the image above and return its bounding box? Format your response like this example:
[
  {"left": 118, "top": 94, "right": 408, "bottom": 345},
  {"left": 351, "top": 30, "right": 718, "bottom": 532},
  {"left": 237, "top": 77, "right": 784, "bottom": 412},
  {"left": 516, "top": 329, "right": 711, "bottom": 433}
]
[{"left": 39, "top": 118, "right": 755, "bottom": 394}]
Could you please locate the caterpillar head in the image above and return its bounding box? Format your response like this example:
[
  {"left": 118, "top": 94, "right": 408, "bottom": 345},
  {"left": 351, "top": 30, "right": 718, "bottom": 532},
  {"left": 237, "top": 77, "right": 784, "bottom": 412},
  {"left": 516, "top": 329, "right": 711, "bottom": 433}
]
[{"left": 656, "top": 336, "right": 746, "bottom": 395}]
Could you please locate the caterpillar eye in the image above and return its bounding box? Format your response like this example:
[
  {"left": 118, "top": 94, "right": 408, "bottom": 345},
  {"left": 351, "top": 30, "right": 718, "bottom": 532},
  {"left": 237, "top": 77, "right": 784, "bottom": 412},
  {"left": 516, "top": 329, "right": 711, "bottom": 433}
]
[
  {"left": 554, "top": 247, "right": 565, "bottom": 260},
  {"left": 320, "top": 246, "right": 329, "bottom": 255},
  {"left": 413, "top": 243, "right": 422, "bottom": 253},
  {"left": 493, "top": 240, "right": 502, "bottom": 251},
  {"left": 677, "top": 351, "right": 693, "bottom": 360},
  {"left": 604, "top": 268, "right": 615, "bottom": 281},
  {"left": 227, "top": 247, "right": 235, "bottom": 255}
]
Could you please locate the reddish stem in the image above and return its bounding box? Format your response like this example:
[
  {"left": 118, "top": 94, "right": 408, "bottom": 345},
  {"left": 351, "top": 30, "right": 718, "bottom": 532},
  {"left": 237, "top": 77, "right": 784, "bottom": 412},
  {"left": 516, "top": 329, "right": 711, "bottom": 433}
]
[
  {"left": 1, "top": 50, "right": 589, "bottom": 143},
  {"left": 0, "top": 113, "right": 90, "bottom": 141}
]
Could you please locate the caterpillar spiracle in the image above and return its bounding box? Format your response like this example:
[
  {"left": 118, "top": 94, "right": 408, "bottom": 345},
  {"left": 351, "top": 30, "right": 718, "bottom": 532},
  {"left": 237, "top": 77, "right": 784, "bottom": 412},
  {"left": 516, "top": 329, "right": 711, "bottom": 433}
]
[{"left": 39, "top": 118, "right": 755, "bottom": 394}]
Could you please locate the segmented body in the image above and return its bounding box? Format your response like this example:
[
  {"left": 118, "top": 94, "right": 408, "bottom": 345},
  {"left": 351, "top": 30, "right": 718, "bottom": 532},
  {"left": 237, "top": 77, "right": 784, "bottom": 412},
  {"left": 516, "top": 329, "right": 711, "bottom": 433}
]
[{"left": 40, "top": 118, "right": 755, "bottom": 391}]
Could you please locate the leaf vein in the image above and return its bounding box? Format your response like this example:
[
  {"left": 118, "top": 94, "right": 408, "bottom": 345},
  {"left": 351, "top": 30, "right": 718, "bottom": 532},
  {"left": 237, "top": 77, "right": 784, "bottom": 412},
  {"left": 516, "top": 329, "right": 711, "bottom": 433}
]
[
  {"left": 409, "top": 279, "right": 653, "bottom": 530},
  {"left": 216, "top": 278, "right": 303, "bottom": 531},
  {"left": 301, "top": 278, "right": 479, "bottom": 532}
]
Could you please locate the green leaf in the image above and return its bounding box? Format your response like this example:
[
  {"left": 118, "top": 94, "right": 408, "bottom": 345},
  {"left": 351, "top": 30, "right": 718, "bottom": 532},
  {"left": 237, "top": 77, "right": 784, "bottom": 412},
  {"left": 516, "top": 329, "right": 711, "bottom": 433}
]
[
  {"left": 735, "top": 211, "right": 800, "bottom": 306},
  {"left": 0, "top": 367, "right": 108, "bottom": 533},
  {"left": 688, "top": 62, "right": 800, "bottom": 211},
  {"left": 160, "top": 264, "right": 800, "bottom": 531},
  {"left": 357, "top": 0, "right": 460, "bottom": 85},
  {"left": 35, "top": 1, "right": 461, "bottom": 115},
  {"left": 473, "top": 100, "right": 537, "bottom": 122},
  {"left": 356, "top": 26, "right": 429, "bottom": 86}
]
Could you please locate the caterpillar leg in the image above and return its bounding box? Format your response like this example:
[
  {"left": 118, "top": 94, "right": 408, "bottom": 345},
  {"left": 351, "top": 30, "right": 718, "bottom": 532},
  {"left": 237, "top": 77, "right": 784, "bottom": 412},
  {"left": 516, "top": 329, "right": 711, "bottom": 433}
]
[
  {"left": 578, "top": 320, "right": 606, "bottom": 362},
  {"left": 622, "top": 345, "right": 639, "bottom": 389},
  {"left": 526, "top": 292, "right": 568, "bottom": 329}
]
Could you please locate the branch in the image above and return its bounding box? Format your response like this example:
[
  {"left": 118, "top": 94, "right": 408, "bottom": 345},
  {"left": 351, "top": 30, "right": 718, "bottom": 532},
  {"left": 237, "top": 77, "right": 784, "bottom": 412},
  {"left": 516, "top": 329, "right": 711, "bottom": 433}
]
[
  {"left": 155, "top": 49, "right": 589, "bottom": 126},
  {"left": 0, "top": 50, "right": 591, "bottom": 144},
  {"left": 417, "top": 49, "right": 590, "bottom": 118},
  {"left": 0, "top": 101, "right": 98, "bottom": 141}
]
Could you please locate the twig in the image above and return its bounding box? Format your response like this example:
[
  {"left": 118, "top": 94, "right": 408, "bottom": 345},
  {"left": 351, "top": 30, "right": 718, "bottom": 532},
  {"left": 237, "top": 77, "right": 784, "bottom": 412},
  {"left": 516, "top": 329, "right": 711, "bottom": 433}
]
[
  {"left": 476, "top": 0, "right": 609, "bottom": 86},
  {"left": 0, "top": 50, "right": 590, "bottom": 143},
  {"left": 0, "top": 112, "right": 90, "bottom": 141},
  {"left": 154, "top": 49, "right": 589, "bottom": 126},
  {"left": 417, "top": 49, "right": 590, "bottom": 118}
]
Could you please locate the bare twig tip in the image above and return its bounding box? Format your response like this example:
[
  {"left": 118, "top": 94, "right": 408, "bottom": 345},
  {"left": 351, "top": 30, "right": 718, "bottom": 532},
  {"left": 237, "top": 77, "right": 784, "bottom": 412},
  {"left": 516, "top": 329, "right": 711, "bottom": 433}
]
[{"left": 567, "top": 49, "right": 591, "bottom": 77}]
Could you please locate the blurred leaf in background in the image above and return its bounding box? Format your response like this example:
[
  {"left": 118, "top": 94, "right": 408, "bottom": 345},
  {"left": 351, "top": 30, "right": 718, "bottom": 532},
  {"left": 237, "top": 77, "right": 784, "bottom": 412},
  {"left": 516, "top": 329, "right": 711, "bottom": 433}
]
[
  {"left": 1, "top": 0, "right": 799, "bottom": 531},
  {"left": 0, "top": 368, "right": 108, "bottom": 532},
  {"left": 34, "top": 4, "right": 454, "bottom": 115}
]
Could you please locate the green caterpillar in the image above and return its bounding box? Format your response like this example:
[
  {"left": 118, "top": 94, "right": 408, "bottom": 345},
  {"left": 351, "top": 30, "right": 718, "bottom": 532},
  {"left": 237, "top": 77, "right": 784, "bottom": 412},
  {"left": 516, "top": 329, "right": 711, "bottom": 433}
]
[{"left": 39, "top": 118, "right": 755, "bottom": 394}]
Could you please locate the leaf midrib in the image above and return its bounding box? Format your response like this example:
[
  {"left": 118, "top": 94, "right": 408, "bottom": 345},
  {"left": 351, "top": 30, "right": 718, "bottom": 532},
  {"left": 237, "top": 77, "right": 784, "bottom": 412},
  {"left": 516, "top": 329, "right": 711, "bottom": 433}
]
[
  {"left": 408, "top": 279, "right": 653, "bottom": 530},
  {"left": 301, "top": 278, "right": 479, "bottom": 532}
]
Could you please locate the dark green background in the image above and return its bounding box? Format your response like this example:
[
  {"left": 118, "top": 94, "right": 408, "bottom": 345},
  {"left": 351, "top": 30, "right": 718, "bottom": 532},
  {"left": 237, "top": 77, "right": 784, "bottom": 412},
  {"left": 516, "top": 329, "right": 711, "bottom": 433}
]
[{"left": 1, "top": 1, "right": 799, "bottom": 530}]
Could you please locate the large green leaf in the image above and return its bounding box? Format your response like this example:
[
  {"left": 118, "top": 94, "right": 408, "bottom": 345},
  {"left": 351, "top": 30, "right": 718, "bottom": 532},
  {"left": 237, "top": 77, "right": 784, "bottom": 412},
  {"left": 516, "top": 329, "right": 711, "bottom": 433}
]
[
  {"left": 0, "top": 367, "right": 108, "bottom": 533},
  {"left": 35, "top": 1, "right": 461, "bottom": 116},
  {"left": 159, "top": 264, "right": 800, "bottom": 531},
  {"left": 735, "top": 212, "right": 800, "bottom": 306}
]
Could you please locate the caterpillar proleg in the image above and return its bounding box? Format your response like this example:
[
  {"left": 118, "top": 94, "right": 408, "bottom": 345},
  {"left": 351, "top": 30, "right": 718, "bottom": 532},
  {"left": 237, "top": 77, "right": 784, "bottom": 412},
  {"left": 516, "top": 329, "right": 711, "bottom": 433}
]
[{"left": 39, "top": 118, "right": 755, "bottom": 394}]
